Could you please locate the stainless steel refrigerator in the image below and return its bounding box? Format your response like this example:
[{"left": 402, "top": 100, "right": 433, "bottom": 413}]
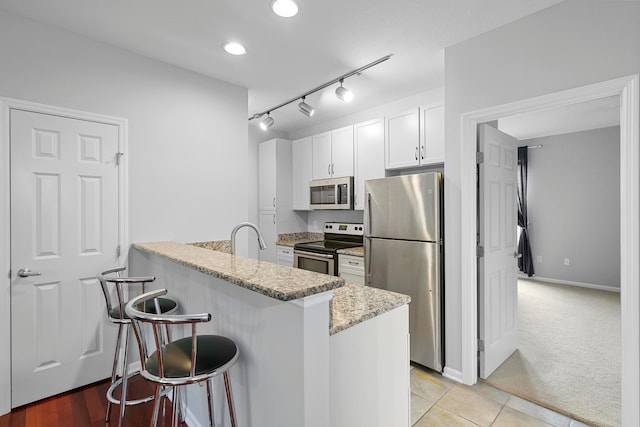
[{"left": 364, "top": 172, "right": 443, "bottom": 371}]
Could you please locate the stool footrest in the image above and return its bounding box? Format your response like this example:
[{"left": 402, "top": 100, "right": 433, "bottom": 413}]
[{"left": 106, "top": 370, "right": 170, "bottom": 406}]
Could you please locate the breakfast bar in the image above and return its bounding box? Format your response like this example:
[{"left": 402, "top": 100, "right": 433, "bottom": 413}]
[{"left": 129, "top": 241, "right": 410, "bottom": 427}]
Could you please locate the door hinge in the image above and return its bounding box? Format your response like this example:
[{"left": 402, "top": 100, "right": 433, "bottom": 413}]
[
  {"left": 115, "top": 152, "right": 124, "bottom": 166},
  {"left": 476, "top": 152, "right": 484, "bottom": 164},
  {"left": 476, "top": 245, "right": 484, "bottom": 257},
  {"left": 116, "top": 245, "right": 121, "bottom": 257},
  {"left": 478, "top": 339, "right": 485, "bottom": 352}
]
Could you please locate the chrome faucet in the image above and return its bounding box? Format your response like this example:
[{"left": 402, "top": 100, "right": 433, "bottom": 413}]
[{"left": 230, "top": 222, "right": 267, "bottom": 255}]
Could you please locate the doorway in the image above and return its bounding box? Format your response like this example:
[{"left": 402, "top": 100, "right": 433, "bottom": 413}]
[
  {"left": 481, "top": 117, "right": 621, "bottom": 425},
  {"left": 459, "top": 75, "right": 639, "bottom": 425},
  {"left": 0, "top": 98, "right": 129, "bottom": 414}
]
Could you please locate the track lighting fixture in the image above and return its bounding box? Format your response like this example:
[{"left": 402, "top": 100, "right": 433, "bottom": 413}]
[
  {"left": 298, "top": 97, "right": 315, "bottom": 117},
  {"left": 259, "top": 113, "right": 274, "bottom": 131},
  {"left": 335, "top": 79, "right": 353, "bottom": 103},
  {"left": 249, "top": 54, "right": 392, "bottom": 129}
]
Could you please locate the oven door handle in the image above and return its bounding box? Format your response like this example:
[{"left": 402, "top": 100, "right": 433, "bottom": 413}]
[{"left": 294, "top": 250, "right": 335, "bottom": 260}]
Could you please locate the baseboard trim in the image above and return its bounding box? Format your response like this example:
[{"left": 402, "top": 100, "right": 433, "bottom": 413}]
[
  {"left": 520, "top": 275, "right": 620, "bottom": 293},
  {"left": 442, "top": 366, "right": 464, "bottom": 384}
]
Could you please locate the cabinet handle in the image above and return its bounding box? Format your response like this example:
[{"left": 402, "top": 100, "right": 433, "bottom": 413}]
[
  {"left": 415, "top": 147, "right": 419, "bottom": 160},
  {"left": 331, "top": 163, "right": 335, "bottom": 175},
  {"left": 273, "top": 197, "right": 276, "bottom": 207},
  {"left": 328, "top": 164, "right": 331, "bottom": 176},
  {"left": 348, "top": 261, "right": 360, "bottom": 266},
  {"left": 273, "top": 214, "right": 276, "bottom": 224},
  {"left": 421, "top": 145, "right": 425, "bottom": 160}
]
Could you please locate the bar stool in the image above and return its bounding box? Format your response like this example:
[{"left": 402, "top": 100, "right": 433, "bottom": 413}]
[
  {"left": 125, "top": 288, "right": 239, "bottom": 427},
  {"left": 97, "top": 267, "right": 179, "bottom": 427}
]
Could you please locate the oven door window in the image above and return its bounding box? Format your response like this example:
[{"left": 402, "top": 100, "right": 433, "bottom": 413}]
[{"left": 298, "top": 256, "right": 330, "bottom": 275}]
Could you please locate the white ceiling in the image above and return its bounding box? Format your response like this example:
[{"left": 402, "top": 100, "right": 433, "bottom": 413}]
[
  {"left": 498, "top": 95, "right": 621, "bottom": 141},
  {"left": 0, "top": 0, "right": 564, "bottom": 133}
]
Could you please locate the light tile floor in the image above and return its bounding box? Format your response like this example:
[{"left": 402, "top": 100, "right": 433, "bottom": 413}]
[{"left": 411, "top": 365, "right": 592, "bottom": 427}]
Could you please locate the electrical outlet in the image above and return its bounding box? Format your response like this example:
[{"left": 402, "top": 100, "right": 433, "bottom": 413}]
[
  {"left": 537, "top": 256, "right": 542, "bottom": 263},
  {"left": 564, "top": 258, "right": 570, "bottom": 266}
]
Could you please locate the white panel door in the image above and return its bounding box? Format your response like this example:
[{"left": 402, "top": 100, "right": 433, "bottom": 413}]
[
  {"left": 312, "top": 132, "right": 332, "bottom": 180},
  {"left": 385, "top": 108, "right": 419, "bottom": 170},
  {"left": 478, "top": 124, "right": 519, "bottom": 379},
  {"left": 259, "top": 139, "right": 277, "bottom": 211},
  {"left": 292, "top": 137, "right": 312, "bottom": 210},
  {"left": 10, "top": 109, "right": 120, "bottom": 406},
  {"left": 354, "top": 118, "right": 384, "bottom": 210},
  {"left": 330, "top": 125, "right": 354, "bottom": 178}
]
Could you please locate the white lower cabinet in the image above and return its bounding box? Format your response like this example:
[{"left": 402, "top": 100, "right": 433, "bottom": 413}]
[
  {"left": 338, "top": 254, "right": 365, "bottom": 285},
  {"left": 276, "top": 245, "right": 294, "bottom": 267},
  {"left": 259, "top": 211, "right": 277, "bottom": 263}
]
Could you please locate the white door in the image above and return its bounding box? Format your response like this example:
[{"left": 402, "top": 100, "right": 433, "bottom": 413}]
[
  {"left": 258, "top": 139, "right": 277, "bottom": 211},
  {"left": 10, "top": 109, "right": 120, "bottom": 406},
  {"left": 354, "top": 118, "right": 384, "bottom": 210},
  {"left": 312, "top": 132, "right": 332, "bottom": 180},
  {"left": 384, "top": 108, "right": 419, "bottom": 170},
  {"left": 330, "top": 125, "right": 354, "bottom": 178},
  {"left": 478, "top": 124, "right": 519, "bottom": 379},
  {"left": 292, "top": 137, "right": 312, "bottom": 210},
  {"left": 258, "top": 211, "right": 277, "bottom": 263}
]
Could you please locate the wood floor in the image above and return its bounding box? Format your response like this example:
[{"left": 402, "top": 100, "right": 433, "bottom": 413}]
[{"left": 0, "top": 376, "right": 186, "bottom": 427}]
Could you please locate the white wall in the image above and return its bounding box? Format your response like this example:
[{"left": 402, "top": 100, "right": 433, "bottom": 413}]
[
  {"left": 444, "top": 0, "right": 640, "bottom": 372},
  {"left": 0, "top": 9, "right": 249, "bottom": 246},
  {"left": 525, "top": 126, "right": 620, "bottom": 289}
]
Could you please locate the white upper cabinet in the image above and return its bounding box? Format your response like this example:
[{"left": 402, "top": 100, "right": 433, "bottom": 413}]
[
  {"left": 354, "top": 118, "right": 385, "bottom": 210},
  {"left": 292, "top": 136, "right": 312, "bottom": 210},
  {"left": 312, "top": 126, "right": 354, "bottom": 180},
  {"left": 420, "top": 105, "right": 445, "bottom": 165},
  {"left": 259, "top": 139, "right": 278, "bottom": 210},
  {"left": 330, "top": 125, "right": 354, "bottom": 178},
  {"left": 385, "top": 105, "right": 444, "bottom": 169}
]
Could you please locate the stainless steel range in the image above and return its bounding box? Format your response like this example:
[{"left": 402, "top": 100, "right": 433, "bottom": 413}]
[{"left": 294, "top": 222, "right": 363, "bottom": 276}]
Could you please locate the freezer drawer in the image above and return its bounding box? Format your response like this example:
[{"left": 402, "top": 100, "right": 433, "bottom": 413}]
[{"left": 365, "top": 237, "right": 442, "bottom": 371}]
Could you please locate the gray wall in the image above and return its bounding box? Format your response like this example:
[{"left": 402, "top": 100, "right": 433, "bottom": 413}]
[
  {"left": 0, "top": 9, "right": 249, "bottom": 246},
  {"left": 444, "top": 0, "right": 640, "bottom": 372},
  {"left": 524, "top": 126, "right": 620, "bottom": 289}
]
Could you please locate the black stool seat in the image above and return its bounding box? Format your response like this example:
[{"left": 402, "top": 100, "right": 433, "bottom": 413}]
[{"left": 146, "top": 335, "right": 238, "bottom": 379}]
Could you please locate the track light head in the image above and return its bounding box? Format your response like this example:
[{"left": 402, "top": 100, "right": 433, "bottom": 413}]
[
  {"left": 259, "top": 114, "right": 274, "bottom": 131},
  {"left": 335, "top": 80, "right": 353, "bottom": 103},
  {"left": 297, "top": 98, "right": 315, "bottom": 117}
]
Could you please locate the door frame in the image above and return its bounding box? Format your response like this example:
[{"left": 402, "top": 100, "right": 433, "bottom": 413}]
[
  {"left": 459, "top": 75, "right": 639, "bottom": 424},
  {"left": 0, "top": 97, "right": 129, "bottom": 415}
]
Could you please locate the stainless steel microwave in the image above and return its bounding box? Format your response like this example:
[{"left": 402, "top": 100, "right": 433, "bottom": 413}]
[{"left": 309, "top": 176, "right": 354, "bottom": 210}]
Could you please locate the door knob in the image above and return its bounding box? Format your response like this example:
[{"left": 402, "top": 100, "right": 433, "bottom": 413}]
[
  {"left": 17, "top": 268, "right": 41, "bottom": 278},
  {"left": 513, "top": 252, "right": 523, "bottom": 259}
]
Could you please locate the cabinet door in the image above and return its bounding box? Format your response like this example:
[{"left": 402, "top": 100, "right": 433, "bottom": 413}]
[
  {"left": 331, "top": 125, "right": 354, "bottom": 178},
  {"left": 276, "top": 245, "right": 294, "bottom": 267},
  {"left": 420, "top": 105, "right": 444, "bottom": 165},
  {"left": 385, "top": 108, "right": 420, "bottom": 170},
  {"left": 312, "top": 131, "right": 332, "bottom": 180},
  {"left": 292, "top": 137, "right": 312, "bottom": 210},
  {"left": 259, "top": 140, "right": 277, "bottom": 210},
  {"left": 354, "top": 118, "right": 385, "bottom": 210},
  {"left": 259, "top": 211, "right": 277, "bottom": 263}
]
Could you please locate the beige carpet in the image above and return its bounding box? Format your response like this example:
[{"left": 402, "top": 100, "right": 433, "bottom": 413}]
[{"left": 484, "top": 279, "right": 621, "bottom": 427}]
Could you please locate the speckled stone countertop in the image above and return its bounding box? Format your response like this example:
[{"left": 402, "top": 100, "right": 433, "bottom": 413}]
[
  {"left": 188, "top": 240, "right": 231, "bottom": 254},
  {"left": 133, "top": 241, "right": 344, "bottom": 301},
  {"left": 276, "top": 232, "right": 323, "bottom": 247},
  {"left": 330, "top": 283, "right": 410, "bottom": 335},
  {"left": 337, "top": 246, "right": 364, "bottom": 257}
]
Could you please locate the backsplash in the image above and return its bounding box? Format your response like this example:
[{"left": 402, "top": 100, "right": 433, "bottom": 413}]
[{"left": 307, "top": 210, "right": 364, "bottom": 232}]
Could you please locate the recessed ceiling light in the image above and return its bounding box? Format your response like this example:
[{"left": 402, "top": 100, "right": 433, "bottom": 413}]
[
  {"left": 223, "top": 42, "right": 247, "bottom": 56},
  {"left": 272, "top": 0, "right": 299, "bottom": 18}
]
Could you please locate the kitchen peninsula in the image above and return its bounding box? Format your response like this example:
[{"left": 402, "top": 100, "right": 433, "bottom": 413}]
[{"left": 130, "top": 241, "right": 410, "bottom": 427}]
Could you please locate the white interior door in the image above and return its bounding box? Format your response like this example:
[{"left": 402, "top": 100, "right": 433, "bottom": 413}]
[
  {"left": 10, "top": 109, "right": 120, "bottom": 407},
  {"left": 478, "top": 123, "right": 519, "bottom": 379}
]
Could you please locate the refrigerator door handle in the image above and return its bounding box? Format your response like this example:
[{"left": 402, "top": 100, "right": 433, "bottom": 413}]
[
  {"left": 364, "top": 192, "right": 372, "bottom": 234},
  {"left": 365, "top": 237, "right": 372, "bottom": 285}
]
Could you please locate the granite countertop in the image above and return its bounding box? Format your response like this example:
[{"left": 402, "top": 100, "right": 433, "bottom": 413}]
[
  {"left": 330, "top": 283, "right": 411, "bottom": 335},
  {"left": 133, "top": 241, "right": 344, "bottom": 301},
  {"left": 276, "top": 232, "right": 323, "bottom": 247},
  {"left": 189, "top": 240, "right": 231, "bottom": 254},
  {"left": 337, "top": 246, "right": 364, "bottom": 257}
]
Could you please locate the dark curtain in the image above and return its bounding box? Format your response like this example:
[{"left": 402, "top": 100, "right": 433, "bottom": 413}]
[{"left": 517, "top": 147, "right": 535, "bottom": 276}]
